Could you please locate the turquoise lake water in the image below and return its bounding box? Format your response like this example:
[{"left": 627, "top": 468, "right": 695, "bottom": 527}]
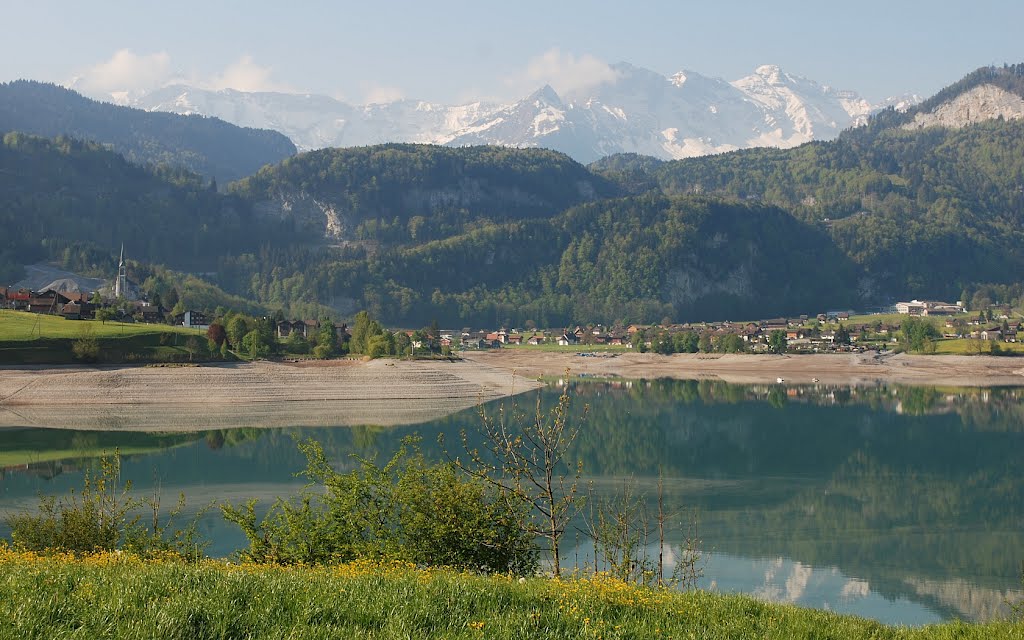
[{"left": 1, "top": 379, "right": 1021, "bottom": 624}]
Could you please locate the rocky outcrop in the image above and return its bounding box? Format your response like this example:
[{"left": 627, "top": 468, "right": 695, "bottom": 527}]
[
  {"left": 254, "top": 191, "right": 350, "bottom": 239},
  {"left": 664, "top": 261, "right": 754, "bottom": 308},
  {"left": 902, "top": 84, "right": 1024, "bottom": 130}
]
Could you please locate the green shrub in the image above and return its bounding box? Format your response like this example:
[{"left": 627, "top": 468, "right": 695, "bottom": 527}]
[
  {"left": 312, "top": 342, "right": 333, "bottom": 359},
  {"left": 8, "top": 454, "right": 130, "bottom": 553},
  {"left": 6, "top": 451, "right": 207, "bottom": 560},
  {"left": 242, "top": 329, "right": 270, "bottom": 359},
  {"left": 285, "top": 331, "right": 310, "bottom": 354},
  {"left": 222, "top": 437, "right": 536, "bottom": 573},
  {"left": 71, "top": 328, "right": 100, "bottom": 363}
]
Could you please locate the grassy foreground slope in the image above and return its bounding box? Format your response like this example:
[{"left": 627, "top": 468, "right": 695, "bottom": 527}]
[
  {"left": 0, "top": 310, "right": 204, "bottom": 364},
  {"left": 0, "top": 310, "right": 200, "bottom": 341},
  {"left": 0, "top": 551, "right": 1018, "bottom": 640}
]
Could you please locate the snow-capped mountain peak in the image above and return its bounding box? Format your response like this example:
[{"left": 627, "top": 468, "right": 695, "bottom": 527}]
[
  {"left": 530, "top": 84, "right": 563, "bottom": 107},
  {"left": 118, "top": 63, "right": 919, "bottom": 163},
  {"left": 753, "top": 64, "right": 786, "bottom": 83}
]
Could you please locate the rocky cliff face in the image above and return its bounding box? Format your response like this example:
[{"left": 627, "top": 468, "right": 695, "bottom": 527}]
[
  {"left": 251, "top": 176, "right": 601, "bottom": 241},
  {"left": 902, "top": 84, "right": 1024, "bottom": 130},
  {"left": 253, "top": 191, "right": 350, "bottom": 239}
]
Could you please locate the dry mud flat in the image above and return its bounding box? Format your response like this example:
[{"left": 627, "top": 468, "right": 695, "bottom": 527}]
[
  {"left": 4, "top": 351, "right": 1023, "bottom": 432},
  {"left": 0, "top": 359, "right": 540, "bottom": 431},
  {"left": 463, "top": 350, "right": 1024, "bottom": 388}
]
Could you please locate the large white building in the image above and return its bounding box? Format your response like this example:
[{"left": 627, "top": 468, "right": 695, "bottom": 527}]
[{"left": 895, "top": 300, "right": 963, "bottom": 316}]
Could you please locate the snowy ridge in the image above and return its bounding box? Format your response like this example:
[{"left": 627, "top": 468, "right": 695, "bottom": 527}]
[{"left": 120, "top": 63, "right": 918, "bottom": 163}]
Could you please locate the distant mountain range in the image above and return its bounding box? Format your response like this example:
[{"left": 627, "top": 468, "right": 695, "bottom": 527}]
[{"left": 116, "top": 63, "right": 921, "bottom": 163}]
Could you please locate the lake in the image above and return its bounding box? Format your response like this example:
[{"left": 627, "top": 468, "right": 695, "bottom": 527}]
[{"left": 0, "top": 378, "right": 1021, "bottom": 625}]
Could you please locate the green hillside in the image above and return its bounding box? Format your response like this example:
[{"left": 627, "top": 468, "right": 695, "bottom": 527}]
[
  {"left": 0, "top": 132, "right": 313, "bottom": 283},
  {"left": 593, "top": 67, "right": 1024, "bottom": 302},
  {"left": 4, "top": 65, "right": 1024, "bottom": 326},
  {"left": 0, "top": 310, "right": 207, "bottom": 365},
  {"left": 230, "top": 143, "right": 619, "bottom": 242},
  {"left": 0, "top": 80, "right": 295, "bottom": 182}
]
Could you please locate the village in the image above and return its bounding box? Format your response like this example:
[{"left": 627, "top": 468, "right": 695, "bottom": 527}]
[
  {"left": 425, "top": 297, "right": 1019, "bottom": 354},
  {"left": 3, "top": 274, "right": 1021, "bottom": 358}
]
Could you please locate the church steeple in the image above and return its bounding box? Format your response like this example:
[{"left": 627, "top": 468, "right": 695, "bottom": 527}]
[{"left": 115, "top": 244, "right": 127, "bottom": 299}]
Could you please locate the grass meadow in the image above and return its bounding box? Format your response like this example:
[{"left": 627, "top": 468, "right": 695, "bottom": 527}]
[
  {"left": 0, "top": 550, "right": 1019, "bottom": 640},
  {"left": 0, "top": 310, "right": 198, "bottom": 340},
  {"left": 0, "top": 310, "right": 205, "bottom": 364}
]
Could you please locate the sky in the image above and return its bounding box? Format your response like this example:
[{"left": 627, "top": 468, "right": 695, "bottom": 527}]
[{"left": 3, "top": 1, "right": 1022, "bottom": 105}]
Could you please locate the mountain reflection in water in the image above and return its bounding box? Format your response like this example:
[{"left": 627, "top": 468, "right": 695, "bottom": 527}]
[{"left": 0, "top": 379, "right": 1021, "bottom": 625}]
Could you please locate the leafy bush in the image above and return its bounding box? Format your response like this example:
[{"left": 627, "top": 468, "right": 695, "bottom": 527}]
[
  {"left": 222, "top": 437, "right": 535, "bottom": 573},
  {"left": 6, "top": 451, "right": 207, "bottom": 560},
  {"left": 71, "top": 328, "right": 100, "bottom": 363},
  {"left": 312, "top": 343, "right": 333, "bottom": 359},
  {"left": 901, "top": 317, "right": 941, "bottom": 353},
  {"left": 285, "top": 331, "right": 309, "bottom": 354},
  {"left": 242, "top": 329, "right": 270, "bottom": 359}
]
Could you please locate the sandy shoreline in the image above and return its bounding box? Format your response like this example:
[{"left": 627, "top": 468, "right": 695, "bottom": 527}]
[
  {"left": 461, "top": 350, "right": 1024, "bottom": 388},
  {"left": 3, "top": 351, "right": 1024, "bottom": 431},
  {"left": 0, "top": 359, "right": 540, "bottom": 431}
]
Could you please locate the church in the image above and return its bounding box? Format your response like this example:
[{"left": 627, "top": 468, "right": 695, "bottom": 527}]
[{"left": 110, "top": 244, "right": 140, "bottom": 301}]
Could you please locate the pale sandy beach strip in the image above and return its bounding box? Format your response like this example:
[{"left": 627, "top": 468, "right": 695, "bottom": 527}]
[
  {"left": 3, "top": 352, "right": 1024, "bottom": 432},
  {"left": 0, "top": 359, "right": 540, "bottom": 431},
  {"left": 462, "top": 350, "right": 1024, "bottom": 388}
]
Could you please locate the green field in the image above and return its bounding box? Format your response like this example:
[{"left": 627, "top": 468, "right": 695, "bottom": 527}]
[
  {"left": 0, "top": 551, "right": 1018, "bottom": 639},
  {"left": 0, "top": 310, "right": 206, "bottom": 365},
  {"left": 0, "top": 310, "right": 200, "bottom": 340},
  {"left": 932, "top": 338, "right": 1024, "bottom": 355},
  {"left": 844, "top": 313, "right": 916, "bottom": 326}
]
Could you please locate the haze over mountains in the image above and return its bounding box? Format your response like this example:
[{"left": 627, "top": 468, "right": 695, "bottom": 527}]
[{"left": 116, "top": 62, "right": 920, "bottom": 163}]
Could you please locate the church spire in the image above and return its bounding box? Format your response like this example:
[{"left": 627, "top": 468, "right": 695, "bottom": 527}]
[{"left": 115, "top": 244, "right": 127, "bottom": 299}]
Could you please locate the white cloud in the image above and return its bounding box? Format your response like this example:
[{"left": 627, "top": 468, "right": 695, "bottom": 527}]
[
  {"left": 784, "top": 562, "right": 813, "bottom": 602},
  {"left": 364, "top": 85, "right": 405, "bottom": 104},
  {"left": 70, "top": 50, "right": 293, "bottom": 98},
  {"left": 505, "top": 49, "right": 620, "bottom": 98},
  {"left": 71, "top": 49, "right": 173, "bottom": 96},
  {"left": 840, "top": 578, "right": 871, "bottom": 600},
  {"left": 207, "top": 55, "right": 291, "bottom": 93}
]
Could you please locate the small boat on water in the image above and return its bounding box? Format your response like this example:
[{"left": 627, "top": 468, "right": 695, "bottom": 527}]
[
  {"left": 776, "top": 377, "right": 785, "bottom": 383},
  {"left": 811, "top": 377, "right": 819, "bottom": 383}
]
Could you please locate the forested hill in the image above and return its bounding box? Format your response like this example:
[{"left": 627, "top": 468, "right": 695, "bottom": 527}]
[
  {"left": 5, "top": 64, "right": 1024, "bottom": 326},
  {"left": 592, "top": 67, "right": 1024, "bottom": 304},
  {"left": 229, "top": 144, "right": 618, "bottom": 241},
  {"left": 0, "top": 81, "right": 296, "bottom": 182},
  {"left": 0, "top": 132, "right": 313, "bottom": 286},
  {"left": 258, "top": 194, "right": 858, "bottom": 327},
  {"left": 855, "top": 63, "right": 1024, "bottom": 134}
]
